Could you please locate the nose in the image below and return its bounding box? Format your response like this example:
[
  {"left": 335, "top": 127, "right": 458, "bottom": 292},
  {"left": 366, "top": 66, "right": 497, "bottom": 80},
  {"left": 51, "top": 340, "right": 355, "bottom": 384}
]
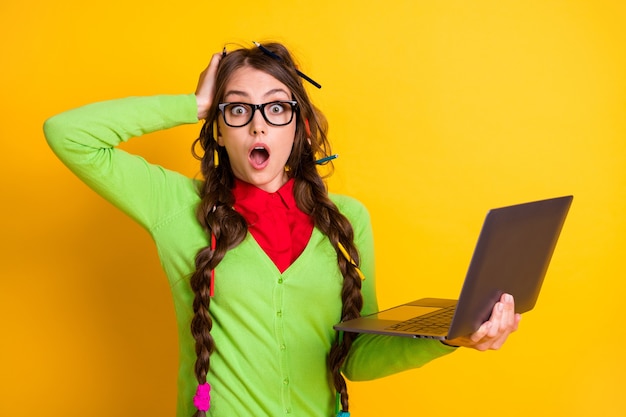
[{"left": 249, "top": 107, "right": 267, "bottom": 135}]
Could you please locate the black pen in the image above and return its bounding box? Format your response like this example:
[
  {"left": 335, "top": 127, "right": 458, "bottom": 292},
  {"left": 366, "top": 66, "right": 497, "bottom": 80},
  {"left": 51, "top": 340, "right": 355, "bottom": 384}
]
[
  {"left": 253, "top": 41, "right": 281, "bottom": 60},
  {"left": 294, "top": 69, "right": 322, "bottom": 89},
  {"left": 253, "top": 41, "right": 322, "bottom": 89}
]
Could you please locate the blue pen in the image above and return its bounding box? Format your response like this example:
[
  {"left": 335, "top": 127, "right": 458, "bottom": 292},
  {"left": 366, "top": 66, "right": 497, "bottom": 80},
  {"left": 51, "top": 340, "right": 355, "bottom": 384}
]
[{"left": 315, "top": 154, "right": 338, "bottom": 165}]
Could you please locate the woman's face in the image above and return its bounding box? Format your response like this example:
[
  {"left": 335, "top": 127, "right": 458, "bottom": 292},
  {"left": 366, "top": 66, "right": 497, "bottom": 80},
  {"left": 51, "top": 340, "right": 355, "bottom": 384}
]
[{"left": 216, "top": 66, "right": 296, "bottom": 193}]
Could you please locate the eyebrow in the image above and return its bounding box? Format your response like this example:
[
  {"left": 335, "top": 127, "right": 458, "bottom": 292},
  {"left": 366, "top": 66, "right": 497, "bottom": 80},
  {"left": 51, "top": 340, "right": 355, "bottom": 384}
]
[{"left": 223, "top": 88, "right": 290, "bottom": 101}]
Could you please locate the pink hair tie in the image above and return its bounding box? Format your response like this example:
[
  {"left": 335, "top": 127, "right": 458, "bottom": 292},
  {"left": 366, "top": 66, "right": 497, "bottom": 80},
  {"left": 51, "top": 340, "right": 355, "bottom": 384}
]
[{"left": 193, "top": 382, "right": 211, "bottom": 411}]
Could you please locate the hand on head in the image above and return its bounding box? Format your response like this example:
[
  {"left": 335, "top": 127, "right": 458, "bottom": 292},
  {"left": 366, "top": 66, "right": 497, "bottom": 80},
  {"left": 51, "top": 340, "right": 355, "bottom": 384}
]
[
  {"left": 443, "top": 293, "right": 522, "bottom": 351},
  {"left": 196, "top": 52, "right": 224, "bottom": 120}
]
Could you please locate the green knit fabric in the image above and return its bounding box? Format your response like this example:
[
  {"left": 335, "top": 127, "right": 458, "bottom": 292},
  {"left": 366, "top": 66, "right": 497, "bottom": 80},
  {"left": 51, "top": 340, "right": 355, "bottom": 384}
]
[{"left": 44, "top": 94, "right": 455, "bottom": 416}]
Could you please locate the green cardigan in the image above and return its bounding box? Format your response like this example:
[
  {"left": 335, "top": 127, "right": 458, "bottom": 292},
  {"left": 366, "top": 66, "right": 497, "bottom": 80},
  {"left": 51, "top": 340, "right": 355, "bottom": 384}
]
[{"left": 44, "top": 94, "right": 455, "bottom": 417}]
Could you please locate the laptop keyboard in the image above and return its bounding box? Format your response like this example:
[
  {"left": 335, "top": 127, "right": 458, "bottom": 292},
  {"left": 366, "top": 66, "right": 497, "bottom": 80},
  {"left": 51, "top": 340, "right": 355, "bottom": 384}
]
[{"left": 385, "top": 305, "right": 456, "bottom": 334}]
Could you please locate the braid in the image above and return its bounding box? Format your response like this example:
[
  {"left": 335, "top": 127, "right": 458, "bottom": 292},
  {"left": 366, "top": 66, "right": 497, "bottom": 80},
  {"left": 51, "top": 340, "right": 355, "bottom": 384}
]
[
  {"left": 293, "top": 155, "right": 364, "bottom": 414},
  {"left": 190, "top": 122, "right": 248, "bottom": 417}
]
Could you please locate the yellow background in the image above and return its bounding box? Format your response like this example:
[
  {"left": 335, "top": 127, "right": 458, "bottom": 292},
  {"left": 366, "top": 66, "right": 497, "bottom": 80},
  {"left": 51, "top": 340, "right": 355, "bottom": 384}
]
[{"left": 1, "top": 1, "right": 625, "bottom": 416}]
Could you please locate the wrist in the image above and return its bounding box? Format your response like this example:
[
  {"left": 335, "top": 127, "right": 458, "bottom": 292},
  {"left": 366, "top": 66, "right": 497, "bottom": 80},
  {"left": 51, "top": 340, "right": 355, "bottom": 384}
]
[{"left": 196, "top": 95, "right": 210, "bottom": 120}]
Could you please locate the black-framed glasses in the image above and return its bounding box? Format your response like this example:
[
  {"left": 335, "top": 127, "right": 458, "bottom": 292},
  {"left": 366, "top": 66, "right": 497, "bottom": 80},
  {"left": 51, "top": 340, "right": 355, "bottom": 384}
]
[{"left": 217, "top": 101, "right": 298, "bottom": 128}]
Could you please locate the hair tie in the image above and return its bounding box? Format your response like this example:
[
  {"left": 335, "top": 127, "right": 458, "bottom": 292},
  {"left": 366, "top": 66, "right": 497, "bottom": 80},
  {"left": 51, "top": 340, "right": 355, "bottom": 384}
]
[
  {"left": 213, "top": 148, "right": 219, "bottom": 168},
  {"left": 193, "top": 382, "right": 211, "bottom": 411},
  {"left": 336, "top": 411, "right": 350, "bottom": 417},
  {"left": 337, "top": 242, "right": 365, "bottom": 280},
  {"left": 210, "top": 232, "right": 216, "bottom": 297}
]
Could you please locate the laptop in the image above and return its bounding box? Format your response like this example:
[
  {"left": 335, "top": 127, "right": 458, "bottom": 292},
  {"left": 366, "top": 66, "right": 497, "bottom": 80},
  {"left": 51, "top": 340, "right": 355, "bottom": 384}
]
[{"left": 334, "top": 195, "right": 573, "bottom": 341}]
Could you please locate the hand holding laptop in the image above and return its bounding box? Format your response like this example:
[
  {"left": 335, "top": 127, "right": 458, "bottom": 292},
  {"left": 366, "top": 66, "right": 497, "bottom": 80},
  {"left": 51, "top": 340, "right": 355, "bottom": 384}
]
[
  {"left": 334, "top": 196, "right": 572, "bottom": 345},
  {"left": 442, "top": 293, "right": 522, "bottom": 350}
]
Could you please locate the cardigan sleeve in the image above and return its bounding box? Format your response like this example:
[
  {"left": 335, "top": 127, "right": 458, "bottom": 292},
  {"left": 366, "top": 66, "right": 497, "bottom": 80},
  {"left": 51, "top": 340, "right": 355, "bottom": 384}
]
[
  {"left": 43, "top": 94, "right": 200, "bottom": 230},
  {"left": 331, "top": 194, "right": 457, "bottom": 381},
  {"left": 343, "top": 333, "right": 456, "bottom": 381}
]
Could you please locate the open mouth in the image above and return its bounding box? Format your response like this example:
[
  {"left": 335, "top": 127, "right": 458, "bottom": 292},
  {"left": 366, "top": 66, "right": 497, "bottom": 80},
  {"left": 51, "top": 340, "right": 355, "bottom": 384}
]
[{"left": 249, "top": 146, "right": 270, "bottom": 168}]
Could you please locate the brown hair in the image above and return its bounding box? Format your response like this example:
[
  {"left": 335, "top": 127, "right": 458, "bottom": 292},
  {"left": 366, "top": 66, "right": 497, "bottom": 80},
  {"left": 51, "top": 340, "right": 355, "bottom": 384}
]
[{"left": 190, "top": 42, "right": 363, "bottom": 415}]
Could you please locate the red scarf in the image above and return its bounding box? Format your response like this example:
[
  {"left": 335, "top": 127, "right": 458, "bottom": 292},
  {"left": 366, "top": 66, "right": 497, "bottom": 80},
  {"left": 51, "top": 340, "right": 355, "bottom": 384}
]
[{"left": 232, "top": 178, "right": 314, "bottom": 273}]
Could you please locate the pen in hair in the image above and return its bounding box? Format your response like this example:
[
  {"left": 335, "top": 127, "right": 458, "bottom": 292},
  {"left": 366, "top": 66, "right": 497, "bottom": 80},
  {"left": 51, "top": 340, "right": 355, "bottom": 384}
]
[
  {"left": 253, "top": 41, "right": 281, "bottom": 60},
  {"left": 296, "top": 70, "right": 322, "bottom": 89},
  {"left": 254, "top": 41, "right": 322, "bottom": 89},
  {"left": 315, "top": 154, "right": 339, "bottom": 165}
]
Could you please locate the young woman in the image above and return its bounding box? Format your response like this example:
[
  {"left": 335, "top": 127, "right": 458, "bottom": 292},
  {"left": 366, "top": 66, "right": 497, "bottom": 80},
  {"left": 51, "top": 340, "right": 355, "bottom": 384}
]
[{"left": 44, "top": 42, "right": 520, "bottom": 417}]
